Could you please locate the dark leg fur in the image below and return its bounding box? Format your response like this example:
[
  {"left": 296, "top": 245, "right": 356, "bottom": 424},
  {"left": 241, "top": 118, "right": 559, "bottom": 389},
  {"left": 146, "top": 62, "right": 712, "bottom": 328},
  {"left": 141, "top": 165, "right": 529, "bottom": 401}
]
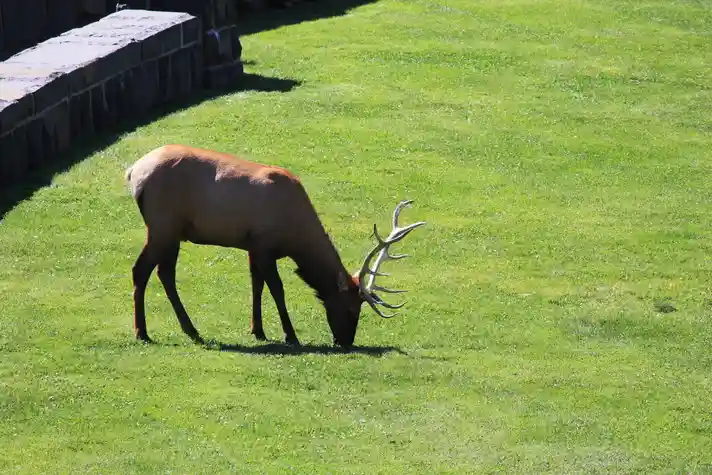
[
  {"left": 251, "top": 251, "right": 300, "bottom": 345},
  {"left": 132, "top": 243, "right": 157, "bottom": 343},
  {"left": 249, "top": 252, "right": 267, "bottom": 341},
  {"left": 156, "top": 242, "right": 204, "bottom": 345}
]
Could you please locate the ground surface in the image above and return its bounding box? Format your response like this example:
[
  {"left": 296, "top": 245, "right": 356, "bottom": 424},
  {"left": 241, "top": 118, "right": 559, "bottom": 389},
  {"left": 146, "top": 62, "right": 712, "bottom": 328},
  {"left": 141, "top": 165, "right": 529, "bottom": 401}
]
[{"left": 1, "top": 0, "right": 712, "bottom": 473}]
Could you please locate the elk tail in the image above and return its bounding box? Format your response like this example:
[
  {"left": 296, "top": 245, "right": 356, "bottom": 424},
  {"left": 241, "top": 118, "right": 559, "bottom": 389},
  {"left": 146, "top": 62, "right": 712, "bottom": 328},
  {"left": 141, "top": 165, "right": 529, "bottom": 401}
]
[
  {"left": 124, "top": 164, "right": 142, "bottom": 201},
  {"left": 124, "top": 164, "right": 134, "bottom": 187},
  {"left": 124, "top": 163, "right": 147, "bottom": 219}
]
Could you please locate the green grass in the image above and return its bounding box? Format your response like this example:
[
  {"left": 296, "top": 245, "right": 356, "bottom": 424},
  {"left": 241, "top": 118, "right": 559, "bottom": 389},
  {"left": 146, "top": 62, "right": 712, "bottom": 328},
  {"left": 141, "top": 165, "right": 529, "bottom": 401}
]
[{"left": 2, "top": 0, "right": 712, "bottom": 472}]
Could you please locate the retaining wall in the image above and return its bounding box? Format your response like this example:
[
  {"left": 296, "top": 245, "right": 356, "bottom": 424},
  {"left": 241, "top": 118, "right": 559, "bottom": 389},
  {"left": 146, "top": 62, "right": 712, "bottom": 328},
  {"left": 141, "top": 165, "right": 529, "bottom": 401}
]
[
  {"left": 0, "top": 10, "right": 202, "bottom": 186},
  {"left": 0, "top": 0, "right": 309, "bottom": 61}
]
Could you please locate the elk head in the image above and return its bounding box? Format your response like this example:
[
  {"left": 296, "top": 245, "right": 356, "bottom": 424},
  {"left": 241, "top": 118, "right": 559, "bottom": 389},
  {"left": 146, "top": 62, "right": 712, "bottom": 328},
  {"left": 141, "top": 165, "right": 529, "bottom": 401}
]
[{"left": 325, "top": 200, "right": 426, "bottom": 347}]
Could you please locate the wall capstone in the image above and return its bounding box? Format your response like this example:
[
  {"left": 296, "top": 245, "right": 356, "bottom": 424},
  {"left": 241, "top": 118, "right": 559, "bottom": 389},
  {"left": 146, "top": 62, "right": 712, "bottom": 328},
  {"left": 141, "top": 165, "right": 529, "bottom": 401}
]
[{"left": 0, "top": 10, "right": 202, "bottom": 186}]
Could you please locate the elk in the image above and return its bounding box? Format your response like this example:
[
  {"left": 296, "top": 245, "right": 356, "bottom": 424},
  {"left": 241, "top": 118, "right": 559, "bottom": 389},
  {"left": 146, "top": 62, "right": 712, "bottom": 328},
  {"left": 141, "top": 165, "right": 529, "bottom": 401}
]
[{"left": 124, "top": 144, "right": 426, "bottom": 348}]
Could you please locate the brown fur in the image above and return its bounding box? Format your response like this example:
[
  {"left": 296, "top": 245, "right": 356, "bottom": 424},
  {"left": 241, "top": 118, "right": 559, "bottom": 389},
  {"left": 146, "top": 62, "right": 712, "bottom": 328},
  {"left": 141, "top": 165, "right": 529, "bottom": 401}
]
[{"left": 126, "top": 144, "right": 365, "bottom": 347}]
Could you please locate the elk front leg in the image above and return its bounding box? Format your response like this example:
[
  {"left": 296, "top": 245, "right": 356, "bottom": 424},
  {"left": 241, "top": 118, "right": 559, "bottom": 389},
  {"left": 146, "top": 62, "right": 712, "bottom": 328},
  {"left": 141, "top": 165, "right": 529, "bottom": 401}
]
[
  {"left": 252, "top": 253, "right": 300, "bottom": 346},
  {"left": 156, "top": 242, "right": 204, "bottom": 345},
  {"left": 249, "top": 252, "right": 267, "bottom": 341}
]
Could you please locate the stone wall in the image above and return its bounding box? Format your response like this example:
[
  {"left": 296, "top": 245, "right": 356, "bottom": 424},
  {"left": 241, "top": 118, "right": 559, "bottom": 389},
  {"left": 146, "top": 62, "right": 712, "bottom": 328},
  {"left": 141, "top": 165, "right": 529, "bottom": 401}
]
[
  {"left": 0, "top": 10, "right": 202, "bottom": 186},
  {"left": 0, "top": 0, "right": 309, "bottom": 61},
  {"left": 118, "top": 1, "right": 244, "bottom": 89}
]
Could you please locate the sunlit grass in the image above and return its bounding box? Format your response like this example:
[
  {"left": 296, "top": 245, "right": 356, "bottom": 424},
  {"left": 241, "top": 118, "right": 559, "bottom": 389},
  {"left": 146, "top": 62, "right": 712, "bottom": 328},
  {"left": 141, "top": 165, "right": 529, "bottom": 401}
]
[{"left": 1, "top": 0, "right": 712, "bottom": 472}]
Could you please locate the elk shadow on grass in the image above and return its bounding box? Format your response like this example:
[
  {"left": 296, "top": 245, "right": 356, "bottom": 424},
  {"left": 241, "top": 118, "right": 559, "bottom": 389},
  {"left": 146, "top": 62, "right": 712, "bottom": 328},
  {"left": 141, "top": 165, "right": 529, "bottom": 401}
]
[
  {"left": 205, "top": 340, "right": 408, "bottom": 357},
  {"left": 0, "top": 72, "right": 302, "bottom": 221}
]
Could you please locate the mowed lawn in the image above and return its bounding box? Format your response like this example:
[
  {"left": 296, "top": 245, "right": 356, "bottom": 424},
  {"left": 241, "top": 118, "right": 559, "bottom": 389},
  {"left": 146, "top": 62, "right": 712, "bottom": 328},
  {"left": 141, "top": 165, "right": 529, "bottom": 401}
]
[{"left": 2, "top": 0, "right": 712, "bottom": 472}]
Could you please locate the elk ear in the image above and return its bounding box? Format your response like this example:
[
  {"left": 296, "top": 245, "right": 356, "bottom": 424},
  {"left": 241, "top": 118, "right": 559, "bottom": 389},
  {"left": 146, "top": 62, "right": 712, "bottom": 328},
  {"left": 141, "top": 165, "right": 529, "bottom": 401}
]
[{"left": 337, "top": 272, "right": 350, "bottom": 293}]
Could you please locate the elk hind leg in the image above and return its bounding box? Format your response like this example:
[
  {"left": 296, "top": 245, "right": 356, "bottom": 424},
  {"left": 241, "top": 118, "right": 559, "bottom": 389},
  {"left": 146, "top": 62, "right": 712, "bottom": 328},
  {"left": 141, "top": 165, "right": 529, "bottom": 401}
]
[
  {"left": 133, "top": 243, "right": 158, "bottom": 343},
  {"left": 157, "top": 242, "right": 204, "bottom": 345}
]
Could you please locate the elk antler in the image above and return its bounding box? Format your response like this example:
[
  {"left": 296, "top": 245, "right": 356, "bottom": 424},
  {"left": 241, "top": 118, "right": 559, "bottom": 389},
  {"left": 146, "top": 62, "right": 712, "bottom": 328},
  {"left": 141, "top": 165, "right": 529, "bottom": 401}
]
[{"left": 357, "top": 200, "right": 426, "bottom": 318}]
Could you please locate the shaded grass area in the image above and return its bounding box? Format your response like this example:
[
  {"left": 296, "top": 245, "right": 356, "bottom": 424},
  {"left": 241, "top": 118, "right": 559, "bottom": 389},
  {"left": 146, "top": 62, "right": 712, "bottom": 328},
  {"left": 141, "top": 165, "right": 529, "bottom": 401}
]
[
  {"left": 0, "top": 72, "right": 302, "bottom": 221},
  {"left": 2, "top": 0, "right": 712, "bottom": 473},
  {"left": 236, "top": 0, "right": 380, "bottom": 35}
]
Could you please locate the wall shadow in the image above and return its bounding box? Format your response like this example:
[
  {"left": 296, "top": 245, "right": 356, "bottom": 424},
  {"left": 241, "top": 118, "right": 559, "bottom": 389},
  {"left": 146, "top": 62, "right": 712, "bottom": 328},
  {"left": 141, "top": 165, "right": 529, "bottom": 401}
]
[
  {"left": 207, "top": 340, "right": 408, "bottom": 357},
  {"left": 0, "top": 72, "right": 301, "bottom": 221},
  {"left": 237, "top": 0, "right": 379, "bottom": 36}
]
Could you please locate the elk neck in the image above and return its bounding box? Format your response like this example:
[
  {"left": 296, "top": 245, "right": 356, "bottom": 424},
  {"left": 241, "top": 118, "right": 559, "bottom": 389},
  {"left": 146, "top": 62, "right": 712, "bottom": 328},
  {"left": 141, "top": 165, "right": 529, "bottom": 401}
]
[{"left": 291, "top": 229, "right": 350, "bottom": 302}]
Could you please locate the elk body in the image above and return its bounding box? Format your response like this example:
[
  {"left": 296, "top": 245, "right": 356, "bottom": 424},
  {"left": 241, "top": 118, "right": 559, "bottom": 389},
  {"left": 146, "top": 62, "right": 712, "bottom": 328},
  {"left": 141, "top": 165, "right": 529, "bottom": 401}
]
[{"left": 124, "top": 144, "right": 425, "bottom": 348}]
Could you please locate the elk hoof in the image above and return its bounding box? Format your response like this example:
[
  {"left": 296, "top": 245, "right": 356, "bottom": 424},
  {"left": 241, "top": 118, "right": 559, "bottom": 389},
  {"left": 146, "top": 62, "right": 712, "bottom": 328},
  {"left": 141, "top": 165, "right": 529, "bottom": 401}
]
[
  {"left": 135, "top": 332, "right": 154, "bottom": 344},
  {"left": 285, "top": 335, "right": 301, "bottom": 346},
  {"left": 187, "top": 332, "right": 205, "bottom": 345},
  {"left": 251, "top": 329, "right": 268, "bottom": 341}
]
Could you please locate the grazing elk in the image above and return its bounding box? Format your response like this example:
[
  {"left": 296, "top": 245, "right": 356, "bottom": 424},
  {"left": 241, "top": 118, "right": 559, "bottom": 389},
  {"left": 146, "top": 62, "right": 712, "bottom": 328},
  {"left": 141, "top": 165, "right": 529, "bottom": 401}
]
[{"left": 125, "top": 144, "right": 425, "bottom": 348}]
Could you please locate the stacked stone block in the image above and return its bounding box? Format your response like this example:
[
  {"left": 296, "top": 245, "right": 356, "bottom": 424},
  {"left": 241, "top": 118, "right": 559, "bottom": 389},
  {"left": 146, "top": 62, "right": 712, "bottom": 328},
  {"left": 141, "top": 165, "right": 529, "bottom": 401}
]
[
  {"left": 118, "top": 0, "right": 244, "bottom": 89},
  {"left": 1, "top": 0, "right": 318, "bottom": 62},
  {"left": 202, "top": 23, "right": 243, "bottom": 89},
  {"left": 0, "top": 10, "right": 202, "bottom": 186}
]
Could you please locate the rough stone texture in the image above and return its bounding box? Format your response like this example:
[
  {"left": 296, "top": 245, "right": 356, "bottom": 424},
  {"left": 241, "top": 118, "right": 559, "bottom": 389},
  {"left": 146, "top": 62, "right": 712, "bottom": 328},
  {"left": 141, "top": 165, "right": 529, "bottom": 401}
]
[
  {"left": 119, "top": 0, "right": 237, "bottom": 29},
  {"left": 0, "top": 10, "right": 202, "bottom": 187},
  {"left": 204, "top": 25, "right": 242, "bottom": 68},
  {"left": 114, "top": 1, "right": 244, "bottom": 84},
  {"left": 1, "top": 0, "right": 308, "bottom": 61},
  {"left": 205, "top": 60, "right": 244, "bottom": 90}
]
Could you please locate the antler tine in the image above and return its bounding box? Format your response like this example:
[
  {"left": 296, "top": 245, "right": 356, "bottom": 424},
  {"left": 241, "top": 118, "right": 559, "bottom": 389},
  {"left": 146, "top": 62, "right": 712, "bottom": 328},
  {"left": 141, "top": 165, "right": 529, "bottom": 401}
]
[
  {"left": 369, "top": 292, "right": 405, "bottom": 309},
  {"left": 365, "top": 268, "right": 389, "bottom": 277},
  {"left": 386, "top": 251, "right": 408, "bottom": 260},
  {"left": 372, "top": 223, "right": 387, "bottom": 246},
  {"left": 392, "top": 199, "right": 414, "bottom": 229},
  {"left": 371, "top": 284, "right": 408, "bottom": 294},
  {"left": 387, "top": 221, "right": 427, "bottom": 245},
  {"left": 357, "top": 199, "right": 426, "bottom": 318},
  {"left": 366, "top": 292, "right": 405, "bottom": 310},
  {"left": 366, "top": 300, "right": 398, "bottom": 319}
]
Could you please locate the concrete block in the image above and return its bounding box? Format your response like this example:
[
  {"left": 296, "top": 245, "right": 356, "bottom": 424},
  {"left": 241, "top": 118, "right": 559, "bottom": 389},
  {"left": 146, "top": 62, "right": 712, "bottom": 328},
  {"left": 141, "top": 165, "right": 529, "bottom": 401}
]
[
  {"left": 141, "top": 23, "right": 183, "bottom": 61},
  {"left": 90, "top": 84, "right": 110, "bottom": 132},
  {"left": 204, "top": 59, "right": 244, "bottom": 90},
  {"left": 169, "top": 47, "right": 192, "bottom": 97},
  {"left": 128, "top": 60, "right": 160, "bottom": 113},
  {"left": 0, "top": 126, "right": 28, "bottom": 185},
  {"left": 156, "top": 54, "right": 173, "bottom": 104},
  {"left": 204, "top": 25, "right": 241, "bottom": 67},
  {"left": 40, "top": 100, "right": 71, "bottom": 157},
  {"left": 43, "top": 32, "right": 142, "bottom": 93},
  {"left": 25, "top": 116, "right": 49, "bottom": 171},
  {"left": 0, "top": 96, "right": 33, "bottom": 136},
  {"left": 0, "top": 9, "right": 202, "bottom": 186},
  {"left": 0, "top": 63, "right": 69, "bottom": 113},
  {"left": 69, "top": 88, "right": 94, "bottom": 141},
  {"left": 189, "top": 45, "right": 204, "bottom": 90},
  {"left": 182, "top": 14, "right": 202, "bottom": 46}
]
